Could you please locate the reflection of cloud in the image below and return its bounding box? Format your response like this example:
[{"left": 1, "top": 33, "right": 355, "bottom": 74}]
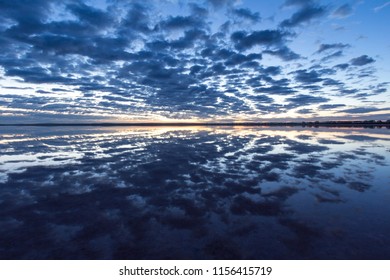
[
  {"left": 0, "top": 152, "right": 83, "bottom": 183},
  {"left": 279, "top": 218, "right": 321, "bottom": 254},
  {"left": 0, "top": 126, "right": 389, "bottom": 259},
  {"left": 347, "top": 182, "right": 371, "bottom": 192},
  {"left": 341, "top": 134, "right": 384, "bottom": 141}
]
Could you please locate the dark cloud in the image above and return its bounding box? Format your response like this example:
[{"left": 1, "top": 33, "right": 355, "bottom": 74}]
[
  {"left": 321, "top": 50, "right": 344, "bottom": 62},
  {"left": 254, "top": 85, "right": 296, "bottom": 96},
  {"left": 264, "top": 66, "right": 282, "bottom": 76},
  {"left": 67, "top": 2, "right": 113, "bottom": 28},
  {"left": 318, "top": 104, "right": 345, "bottom": 110},
  {"left": 280, "top": 4, "right": 327, "bottom": 28},
  {"left": 339, "top": 107, "right": 389, "bottom": 114},
  {"left": 332, "top": 4, "right": 353, "bottom": 18},
  {"left": 316, "top": 43, "right": 349, "bottom": 53},
  {"left": 286, "top": 94, "right": 329, "bottom": 107},
  {"left": 159, "top": 16, "right": 205, "bottom": 30},
  {"left": 297, "top": 108, "right": 313, "bottom": 114},
  {"left": 282, "top": 0, "right": 315, "bottom": 7},
  {"left": 189, "top": 3, "right": 209, "bottom": 18},
  {"left": 350, "top": 55, "right": 375, "bottom": 66},
  {"left": 120, "top": 3, "right": 152, "bottom": 34},
  {"left": 322, "top": 78, "right": 342, "bottom": 87},
  {"left": 339, "top": 88, "right": 358, "bottom": 96},
  {"left": 231, "top": 29, "right": 291, "bottom": 50},
  {"left": 1, "top": 86, "right": 33, "bottom": 90},
  {"left": 224, "top": 53, "right": 262, "bottom": 66},
  {"left": 294, "top": 69, "right": 323, "bottom": 84},
  {"left": 206, "top": 0, "right": 234, "bottom": 9},
  {"left": 263, "top": 46, "right": 300, "bottom": 61},
  {"left": 0, "top": 0, "right": 52, "bottom": 25},
  {"left": 231, "top": 8, "right": 261, "bottom": 22},
  {"left": 373, "top": 87, "right": 387, "bottom": 94},
  {"left": 334, "top": 63, "right": 349, "bottom": 70},
  {"left": 4, "top": 67, "right": 74, "bottom": 84},
  {"left": 169, "top": 28, "right": 208, "bottom": 50}
]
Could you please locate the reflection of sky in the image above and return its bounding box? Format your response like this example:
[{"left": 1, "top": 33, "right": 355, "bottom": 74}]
[{"left": 0, "top": 126, "right": 389, "bottom": 259}]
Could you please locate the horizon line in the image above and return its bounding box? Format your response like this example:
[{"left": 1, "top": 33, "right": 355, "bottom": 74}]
[{"left": 1, "top": 120, "right": 389, "bottom": 127}]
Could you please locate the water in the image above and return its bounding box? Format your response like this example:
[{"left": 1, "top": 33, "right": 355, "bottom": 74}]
[{"left": 0, "top": 126, "right": 389, "bottom": 259}]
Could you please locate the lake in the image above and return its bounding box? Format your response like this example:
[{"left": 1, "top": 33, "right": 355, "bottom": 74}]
[{"left": 0, "top": 126, "right": 389, "bottom": 259}]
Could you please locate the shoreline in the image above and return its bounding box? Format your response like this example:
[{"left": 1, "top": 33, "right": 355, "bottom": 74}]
[{"left": 1, "top": 122, "right": 389, "bottom": 128}]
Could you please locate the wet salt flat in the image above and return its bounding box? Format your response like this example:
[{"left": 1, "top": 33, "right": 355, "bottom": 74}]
[{"left": 0, "top": 126, "right": 389, "bottom": 259}]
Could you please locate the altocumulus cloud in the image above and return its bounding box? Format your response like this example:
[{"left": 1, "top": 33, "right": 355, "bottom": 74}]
[{"left": 0, "top": 0, "right": 388, "bottom": 122}]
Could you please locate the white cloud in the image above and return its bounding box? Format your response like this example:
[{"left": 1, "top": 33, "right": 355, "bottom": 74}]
[{"left": 374, "top": 1, "right": 390, "bottom": 12}]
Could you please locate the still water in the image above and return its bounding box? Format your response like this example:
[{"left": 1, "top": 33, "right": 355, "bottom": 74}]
[{"left": 0, "top": 126, "right": 389, "bottom": 259}]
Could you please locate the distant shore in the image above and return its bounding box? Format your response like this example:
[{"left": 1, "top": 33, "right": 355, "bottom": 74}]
[{"left": 1, "top": 121, "right": 389, "bottom": 128}]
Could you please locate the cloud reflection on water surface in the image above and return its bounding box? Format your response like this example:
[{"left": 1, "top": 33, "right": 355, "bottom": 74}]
[{"left": 0, "top": 126, "right": 389, "bottom": 259}]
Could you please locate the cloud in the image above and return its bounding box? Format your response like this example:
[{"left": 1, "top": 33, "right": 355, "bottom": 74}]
[
  {"left": 339, "top": 107, "right": 390, "bottom": 114},
  {"left": 282, "top": 0, "right": 315, "bottom": 8},
  {"left": 332, "top": 4, "right": 353, "bottom": 18},
  {"left": 67, "top": 2, "right": 114, "bottom": 28},
  {"left": 224, "top": 53, "right": 262, "bottom": 66},
  {"left": 171, "top": 29, "right": 208, "bottom": 49},
  {"left": 350, "top": 55, "right": 375, "bottom": 66},
  {"left": 263, "top": 46, "right": 301, "bottom": 61},
  {"left": 333, "top": 63, "right": 349, "bottom": 70},
  {"left": 254, "top": 85, "right": 296, "bottom": 96},
  {"left": 4, "top": 67, "right": 74, "bottom": 84},
  {"left": 231, "top": 29, "right": 291, "bottom": 50},
  {"left": 286, "top": 94, "right": 329, "bottom": 108},
  {"left": 280, "top": 4, "right": 327, "bottom": 28},
  {"left": 231, "top": 8, "right": 261, "bottom": 22},
  {"left": 374, "top": 1, "right": 390, "bottom": 12},
  {"left": 318, "top": 104, "right": 345, "bottom": 110},
  {"left": 321, "top": 50, "right": 344, "bottom": 62},
  {"left": 0, "top": 0, "right": 51, "bottom": 24},
  {"left": 316, "top": 43, "right": 350, "bottom": 53},
  {"left": 294, "top": 69, "right": 323, "bottom": 84},
  {"left": 159, "top": 16, "right": 205, "bottom": 30},
  {"left": 206, "top": 0, "right": 235, "bottom": 10},
  {"left": 0, "top": 0, "right": 386, "bottom": 122},
  {"left": 296, "top": 108, "right": 313, "bottom": 114}
]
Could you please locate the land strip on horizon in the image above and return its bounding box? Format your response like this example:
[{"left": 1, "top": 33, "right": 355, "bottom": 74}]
[{"left": 1, "top": 120, "right": 389, "bottom": 127}]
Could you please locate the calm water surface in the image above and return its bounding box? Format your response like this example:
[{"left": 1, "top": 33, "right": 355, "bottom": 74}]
[{"left": 0, "top": 126, "right": 389, "bottom": 259}]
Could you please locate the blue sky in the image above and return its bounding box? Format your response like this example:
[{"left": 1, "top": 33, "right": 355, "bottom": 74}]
[{"left": 0, "top": 0, "right": 389, "bottom": 123}]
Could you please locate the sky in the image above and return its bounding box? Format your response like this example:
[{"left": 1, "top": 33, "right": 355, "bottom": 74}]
[{"left": 0, "top": 0, "right": 389, "bottom": 123}]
